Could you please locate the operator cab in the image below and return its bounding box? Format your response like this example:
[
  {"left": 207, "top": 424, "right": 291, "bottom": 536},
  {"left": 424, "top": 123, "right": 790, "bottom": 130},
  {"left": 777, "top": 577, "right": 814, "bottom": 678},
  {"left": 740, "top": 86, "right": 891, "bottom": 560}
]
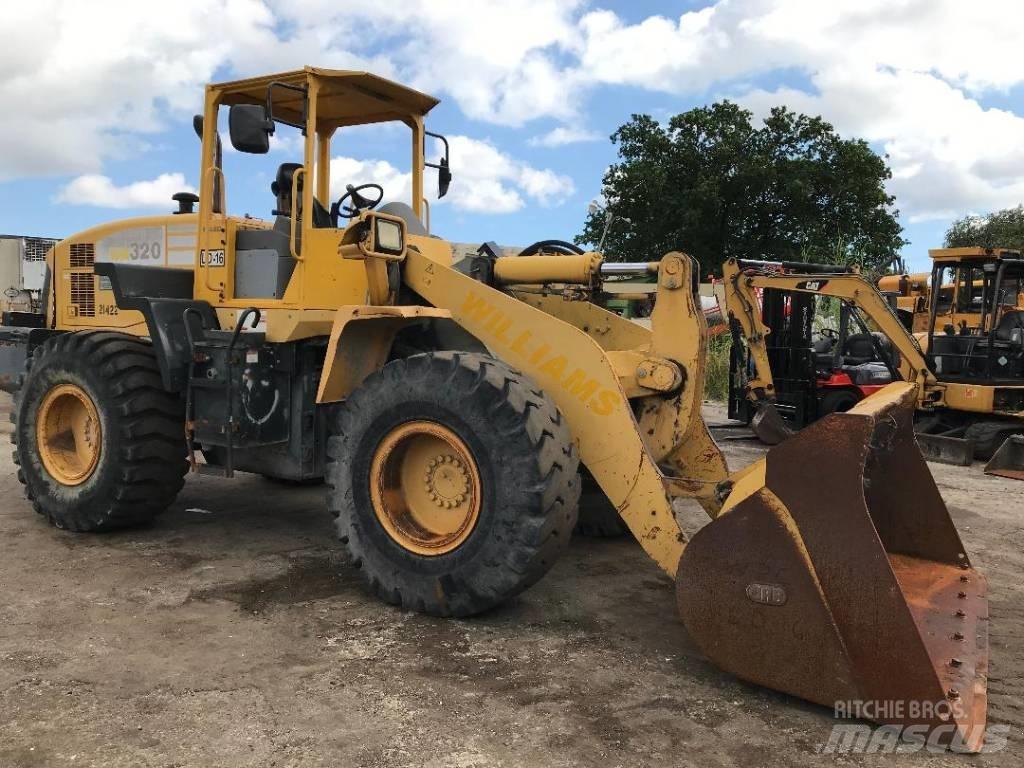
[
  {"left": 192, "top": 67, "right": 452, "bottom": 304},
  {"left": 925, "top": 249, "right": 1024, "bottom": 381}
]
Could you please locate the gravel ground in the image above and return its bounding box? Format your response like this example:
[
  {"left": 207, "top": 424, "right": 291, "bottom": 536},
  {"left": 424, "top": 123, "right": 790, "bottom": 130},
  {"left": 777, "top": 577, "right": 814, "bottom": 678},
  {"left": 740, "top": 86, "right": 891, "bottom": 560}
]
[{"left": 0, "top": 397, "right": 1021, "bottom": 767}]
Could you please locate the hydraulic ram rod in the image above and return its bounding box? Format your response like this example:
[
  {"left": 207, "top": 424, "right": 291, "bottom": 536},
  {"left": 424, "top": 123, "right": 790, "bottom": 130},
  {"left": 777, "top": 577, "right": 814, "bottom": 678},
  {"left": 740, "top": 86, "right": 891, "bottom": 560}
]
[
  {"left": 735, "top": 258, "right": 857, "bottom": 274},
  {"left": 599, "top": 262, "right": 659, "bottom": 276}
]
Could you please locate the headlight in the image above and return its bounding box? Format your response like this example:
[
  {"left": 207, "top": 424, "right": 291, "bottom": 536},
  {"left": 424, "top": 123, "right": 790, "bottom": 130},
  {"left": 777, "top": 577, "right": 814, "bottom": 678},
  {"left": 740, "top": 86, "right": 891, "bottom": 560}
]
[{"left": 375, "top": 218, "right": 404, "bottom": 254}]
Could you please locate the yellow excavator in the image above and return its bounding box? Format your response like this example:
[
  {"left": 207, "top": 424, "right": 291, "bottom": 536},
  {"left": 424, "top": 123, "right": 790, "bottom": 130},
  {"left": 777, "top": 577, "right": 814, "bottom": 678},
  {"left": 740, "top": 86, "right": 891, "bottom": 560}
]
[
  {"left": 0, "top": 68, "right": 991, "bottom": 750},
  {"left": 721, "top": 257, "right": 1024, "bottom": 477}
]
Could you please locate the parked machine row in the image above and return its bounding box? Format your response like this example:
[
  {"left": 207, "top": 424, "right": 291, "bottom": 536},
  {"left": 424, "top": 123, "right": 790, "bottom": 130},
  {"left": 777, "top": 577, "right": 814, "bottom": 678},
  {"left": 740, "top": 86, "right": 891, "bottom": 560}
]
[{"left": 721, "top": 255, "right": 1024, "bottom": 476}]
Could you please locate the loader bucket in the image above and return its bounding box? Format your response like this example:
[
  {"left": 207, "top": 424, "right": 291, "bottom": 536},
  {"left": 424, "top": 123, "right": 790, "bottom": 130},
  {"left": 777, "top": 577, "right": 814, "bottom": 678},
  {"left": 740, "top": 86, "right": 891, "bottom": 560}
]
[
  {"left": 984, "top": 434, "right": 1024, "bottom": 480},
  {"left": 677, "top": 383, "right": 989, "bottom": 752}
]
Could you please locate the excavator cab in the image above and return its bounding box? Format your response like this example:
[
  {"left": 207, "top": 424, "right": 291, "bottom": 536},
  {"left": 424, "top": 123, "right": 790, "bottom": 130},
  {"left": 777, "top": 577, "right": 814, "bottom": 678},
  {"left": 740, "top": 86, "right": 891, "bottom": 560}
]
[{"left": 926, "top": 252, "right": 1024, "bottom": 381}]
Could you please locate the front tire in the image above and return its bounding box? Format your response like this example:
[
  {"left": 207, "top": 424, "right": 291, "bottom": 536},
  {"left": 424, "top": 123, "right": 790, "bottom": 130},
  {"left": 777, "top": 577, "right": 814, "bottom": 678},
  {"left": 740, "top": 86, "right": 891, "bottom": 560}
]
[
  {"left": 818, "top": 388, "right": 861, "bottom": 417},
  {"left": 13, "top": 332, "right": 187, "bottom": 531},
  {"left": 326, "top": 352, "right": 580, "bottom": 617}
]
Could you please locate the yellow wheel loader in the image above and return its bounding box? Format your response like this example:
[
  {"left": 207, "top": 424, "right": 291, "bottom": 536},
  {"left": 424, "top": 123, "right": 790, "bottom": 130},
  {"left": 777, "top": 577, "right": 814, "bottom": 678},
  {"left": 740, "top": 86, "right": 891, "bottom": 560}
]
[
  {"left": 721, "top": 257, "right": 1024, "bottom": 474},
  {"left": 0, "top": 68, "right": 991, "bottom": 750}
]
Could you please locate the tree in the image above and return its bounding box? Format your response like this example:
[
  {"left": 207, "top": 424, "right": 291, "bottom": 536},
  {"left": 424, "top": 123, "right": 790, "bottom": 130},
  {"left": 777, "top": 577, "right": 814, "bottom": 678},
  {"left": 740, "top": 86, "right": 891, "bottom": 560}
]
[
  {"left": 945, "top": 206, "right": 1024, "bottom": 250},
  {"left": 577, "top": 102, "right": 906, "bottom": 276}
]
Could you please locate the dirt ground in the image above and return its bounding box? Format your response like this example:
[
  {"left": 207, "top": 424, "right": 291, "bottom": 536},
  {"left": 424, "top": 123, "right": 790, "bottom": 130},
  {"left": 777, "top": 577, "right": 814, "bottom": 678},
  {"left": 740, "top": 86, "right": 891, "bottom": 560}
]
[{"left": 1, "top": 396, "right": 1022, "bottom": 768}]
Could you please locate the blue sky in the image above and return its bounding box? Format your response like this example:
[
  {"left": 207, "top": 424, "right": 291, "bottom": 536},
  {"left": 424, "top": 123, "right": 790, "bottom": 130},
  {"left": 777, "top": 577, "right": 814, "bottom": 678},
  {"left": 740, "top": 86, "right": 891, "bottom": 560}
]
[{"left": 2, "top": 0, "right": 1022, "bottom": 272}]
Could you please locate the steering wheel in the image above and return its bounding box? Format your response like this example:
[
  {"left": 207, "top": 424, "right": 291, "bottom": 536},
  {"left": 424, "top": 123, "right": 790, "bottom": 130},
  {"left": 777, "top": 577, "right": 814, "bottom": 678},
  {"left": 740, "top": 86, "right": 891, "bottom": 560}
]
[
  {"left": 331, "top": 183, "right": 384, "bottom": 225},
  {"left": 819, "top": 327, "right": 839, "bottom": 340}
]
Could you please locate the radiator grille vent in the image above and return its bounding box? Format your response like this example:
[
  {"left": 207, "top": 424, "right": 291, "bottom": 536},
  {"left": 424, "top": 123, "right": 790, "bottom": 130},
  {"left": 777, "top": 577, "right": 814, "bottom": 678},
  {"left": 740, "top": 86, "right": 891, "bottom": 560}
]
[
  {"left": 69, "top": 273, "right": 95, "bottom": 317},
  {"left": 69, "top": 242, "right": 95, "bottom": 268},
  {"left": 24, "top": 237, "right": 57, "bottom": 262}
]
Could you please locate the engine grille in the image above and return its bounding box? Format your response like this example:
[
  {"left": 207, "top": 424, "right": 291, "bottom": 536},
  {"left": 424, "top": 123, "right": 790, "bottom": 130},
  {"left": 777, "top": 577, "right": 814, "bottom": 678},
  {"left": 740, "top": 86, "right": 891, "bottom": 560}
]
[
  {"left": 69, "top": 242, "right": 95, "bottom": 268},
  {"left": 69, "top": 272, "right": 96, "bottom": 317}
]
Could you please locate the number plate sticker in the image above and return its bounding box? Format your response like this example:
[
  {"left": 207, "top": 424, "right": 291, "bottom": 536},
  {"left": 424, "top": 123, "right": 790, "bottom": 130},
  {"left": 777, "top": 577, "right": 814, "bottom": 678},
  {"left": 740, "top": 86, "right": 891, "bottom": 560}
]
[{"left": 200, "top": 249, "right": 225, "bottom": 267}]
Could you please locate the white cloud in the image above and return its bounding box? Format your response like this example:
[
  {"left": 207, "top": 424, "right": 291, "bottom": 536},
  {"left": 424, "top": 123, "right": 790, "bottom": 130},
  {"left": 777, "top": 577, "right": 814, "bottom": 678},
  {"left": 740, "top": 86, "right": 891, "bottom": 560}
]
[
  {"left": 55, "top": 173, "right": 194, "bottom": 209},
  {"left": 328, "top": 136, "right": 574, "bottom": 214},
  {"left": 8, "top": 0, "right": 1024, "bottom": 227},
  {"left": 528, "top": 126, "right": 601, "bottom": 148},
  {"left": 446, "top": 136, "right": 575, "bottom": 212},
  {"left": 0, "top": 0, "right": 277, "bottom": 180},
  {"left": 564, "top": 1, "right": 1024, "bottom": 222},
  {"left": 329, "top": 157, "right": 412, "bottom": 206}
]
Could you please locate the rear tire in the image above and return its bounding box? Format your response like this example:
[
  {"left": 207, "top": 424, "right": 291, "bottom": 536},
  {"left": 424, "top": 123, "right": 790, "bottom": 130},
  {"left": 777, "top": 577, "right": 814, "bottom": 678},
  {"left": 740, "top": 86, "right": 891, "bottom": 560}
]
[
  {"left": 574, "top": 470, "right": 629, "bottom": 538},
  {"left": 326, "top": 351, "right": 580, "bottom": 617},
  {"left": 12, "top": 332, "right": 187, "bottom": 531}
]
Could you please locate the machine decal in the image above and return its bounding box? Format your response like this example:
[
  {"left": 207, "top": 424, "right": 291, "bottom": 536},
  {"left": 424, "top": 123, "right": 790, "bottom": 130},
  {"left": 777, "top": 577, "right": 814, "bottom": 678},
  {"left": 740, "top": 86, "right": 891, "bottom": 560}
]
[
  {"left": 200, "top": 249, "right": 225, "bottom": 267},
  {"left": 96, "top": 226, "right": 165, "bottom": 265},
  {"left": 745, "top": 582, "right": 787, "bottom": 606},
  {"left": 459, "top": 289, "right": 619, "bottom": 416},
  {"left": 166, "top": 224, "right": 197, "bottom": 266}
]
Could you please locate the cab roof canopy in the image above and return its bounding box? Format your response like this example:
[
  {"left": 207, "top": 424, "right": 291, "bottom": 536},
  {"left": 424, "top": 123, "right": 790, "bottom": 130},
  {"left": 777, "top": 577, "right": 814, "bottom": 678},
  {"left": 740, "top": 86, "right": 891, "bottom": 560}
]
[
  {"left": 212, "top": 67, "right": 439, "bottom": 130},
  {"left": 929, "top": 247, "right": 1023, "bottom": 261}
]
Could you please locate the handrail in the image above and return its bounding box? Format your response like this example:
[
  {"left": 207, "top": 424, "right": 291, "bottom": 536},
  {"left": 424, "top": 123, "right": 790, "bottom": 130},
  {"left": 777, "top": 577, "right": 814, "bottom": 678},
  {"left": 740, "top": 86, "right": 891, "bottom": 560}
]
[
  {"left": 289, "top": 167, "right": 306, "bottom": 261},
  {"left": 201, "top": 165, "right": 227, "bottom": 294}
]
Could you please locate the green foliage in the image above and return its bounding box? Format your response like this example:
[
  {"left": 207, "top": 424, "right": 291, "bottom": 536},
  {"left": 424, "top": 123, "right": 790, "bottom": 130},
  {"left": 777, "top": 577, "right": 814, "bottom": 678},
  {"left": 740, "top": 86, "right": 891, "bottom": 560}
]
[
  {"left": 944, "top": 205, "right": 1024, "bottom": 250},
  {"left": 703, "top": 333, "right": 732, "bottom": 403},
  {"left": 577, "top": 102, "right": 906, "bottom": 276}
]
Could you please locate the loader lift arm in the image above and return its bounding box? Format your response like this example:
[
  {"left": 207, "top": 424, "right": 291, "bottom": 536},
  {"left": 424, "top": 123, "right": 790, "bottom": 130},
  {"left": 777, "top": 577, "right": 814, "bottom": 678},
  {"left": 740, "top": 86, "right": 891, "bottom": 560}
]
[
  {"left": 397, "top": 245, "right": 989, "bottom": 750},
  {"left": 403, "top": 248, "right": 730, "bottom": 574}
]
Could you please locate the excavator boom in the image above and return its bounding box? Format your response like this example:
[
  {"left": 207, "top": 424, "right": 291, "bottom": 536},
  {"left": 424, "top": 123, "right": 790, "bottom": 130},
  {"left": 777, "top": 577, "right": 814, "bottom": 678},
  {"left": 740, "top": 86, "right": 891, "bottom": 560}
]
[{"left": 720, "top": 257, "right": 1024, "bottom": 474}]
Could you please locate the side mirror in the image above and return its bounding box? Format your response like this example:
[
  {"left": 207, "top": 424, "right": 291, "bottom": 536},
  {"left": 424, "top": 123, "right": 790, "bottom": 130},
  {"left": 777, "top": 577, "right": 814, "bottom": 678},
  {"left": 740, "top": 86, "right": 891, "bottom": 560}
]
[
  {"left": 438, "top": 158, "right": 452, "bottom": 199},
  {"left": 228, "top": 104, "right": 273, "bottom": 154},
  {"left": 425, "top": 130, "right": 452, "bottom": 199}
]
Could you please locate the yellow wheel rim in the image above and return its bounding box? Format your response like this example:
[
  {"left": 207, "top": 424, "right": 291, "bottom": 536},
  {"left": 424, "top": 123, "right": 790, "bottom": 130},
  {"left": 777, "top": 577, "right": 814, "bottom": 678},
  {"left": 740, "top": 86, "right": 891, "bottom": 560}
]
[
  {"left": 36, "top": 383, "right": 102, "bottom": 486},
  {"left": 370, "top": 420, "right": 482, "bottom": 556}
]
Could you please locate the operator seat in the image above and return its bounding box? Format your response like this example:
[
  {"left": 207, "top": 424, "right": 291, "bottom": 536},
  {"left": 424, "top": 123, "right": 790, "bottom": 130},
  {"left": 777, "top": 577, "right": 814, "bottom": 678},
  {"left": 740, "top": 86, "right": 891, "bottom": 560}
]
[
  {"left": 841, "top": 333, "right": 879, "bottom": 366},
  {"left": 994, "top": 309, "right": 1024, "bottom": 344},
  {"left": 230, "top": 163, "right": 331, "bottom": 300},
  {"left": 271, "top": 163, "right": 332, "bottom": 230},
  {"left": 841, "top": 332, "right": 899, "bottom": 368}
]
